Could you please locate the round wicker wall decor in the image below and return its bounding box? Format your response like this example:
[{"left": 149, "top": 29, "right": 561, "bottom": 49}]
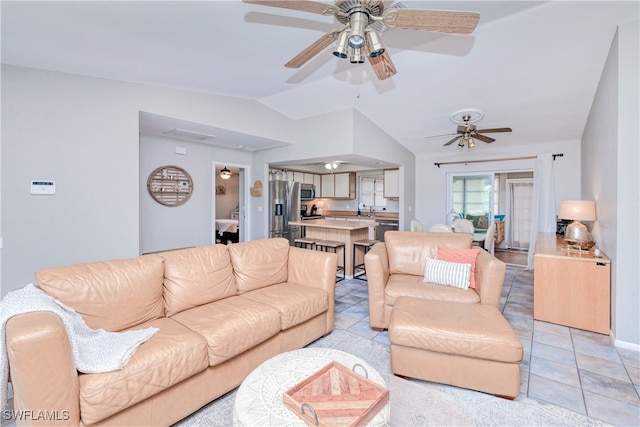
[{"left": 147, "top": 165, "right": 193, "bottom": 207}]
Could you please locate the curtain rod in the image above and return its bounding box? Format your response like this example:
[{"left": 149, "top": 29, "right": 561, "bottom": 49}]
[{"left": 434, "top": 153, "right": 563, "bottom": 168}]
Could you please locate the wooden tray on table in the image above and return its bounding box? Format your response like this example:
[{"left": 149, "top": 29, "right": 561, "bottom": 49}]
[{"left": 283, "top": 361, "right": 389, "bottom": 426}]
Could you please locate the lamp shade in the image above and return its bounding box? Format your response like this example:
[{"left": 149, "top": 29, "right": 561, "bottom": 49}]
[
  {"left": 220, "top": 167, "right": 232, "bottom": 180},
  {"left": 558, "top": 200, "right": 596, "bottom": 222}
]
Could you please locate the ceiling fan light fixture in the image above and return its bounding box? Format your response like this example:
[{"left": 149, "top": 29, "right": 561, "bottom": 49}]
[
  {"left": 467, "top": 137, "right": 475, "bottom": 148},
  {"left": 365, "top": 30, "right": 385, "bottom": 57},
  {"left": 333, "top": 30, "right": 350, "bottom": 59},
  {"left": 220, "top": 166, "right": 232, "bottom": 180},
  {"left": 347, "top": 11, "right": 367, "bottom": 49},
  {"left": 350, "top": 48, "right": 365, "bottom": 64}
]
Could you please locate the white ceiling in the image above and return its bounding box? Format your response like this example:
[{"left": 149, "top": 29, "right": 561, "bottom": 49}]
[{"left": 2, "top": 1, "right": 638, "bottom": 167}]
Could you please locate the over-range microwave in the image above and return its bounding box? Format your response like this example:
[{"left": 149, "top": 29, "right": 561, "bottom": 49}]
[{"left": 300, "top": 184, "right": 316, "bottom": 200}]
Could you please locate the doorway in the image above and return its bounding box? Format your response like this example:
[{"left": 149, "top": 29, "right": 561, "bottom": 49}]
[
  {"left": 213, "top": 163, "right": 250, "bottom": 244},
  {"left": 505, "top": 178, "right": 534, "bottom": 250}
]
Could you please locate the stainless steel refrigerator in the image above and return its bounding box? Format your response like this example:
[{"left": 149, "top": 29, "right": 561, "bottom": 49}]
[{"left": 269, "top": 180, "right": 301, "bottom": 245}]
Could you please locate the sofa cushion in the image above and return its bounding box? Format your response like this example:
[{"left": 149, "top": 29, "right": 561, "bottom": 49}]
[
  {"left": 227, "top": 238, "right": 289, "bottom": 293},
  {"left": 240, "top": 283, "right": 328, "bottom": 330},
  {"left": 436, "top": 246, "right": 480, "bottom": 289},
  {"left": 78, "top": 317, "right": 209, "bottom": 425},
  {"left": 423, "top": 258, "right": 472, "bottom": 290},
  {"left": 170, "top": 296, "right": 282, "bottom": 366},
  {"left": 36, "top": 255, "right": 165, "bottom": 332},
  {"left": 385, "top": 274, "right": 480, "bottom": 306},
  {"left": 384, "top": 231, "right": 472, "bottom": 276},
  {"left": 160, "top": 245, "right": 237, "bottom": 316}
]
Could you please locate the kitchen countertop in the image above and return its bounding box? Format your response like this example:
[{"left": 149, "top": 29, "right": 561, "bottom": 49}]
[{"left": 289, "top": 218, "right": 378, "bottom": 230}]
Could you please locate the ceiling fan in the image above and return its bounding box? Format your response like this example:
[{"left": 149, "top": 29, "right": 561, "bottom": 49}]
[
  {"left": 243, "top": 0, "right": 480, "bottom": 80},
  {"left": 426, "top": 112, "right": 512, "bottom": 149}
]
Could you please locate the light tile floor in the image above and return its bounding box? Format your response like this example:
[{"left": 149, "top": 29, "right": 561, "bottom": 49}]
[{"left": 335, "top": 266, "right": 640, "bottom": 426}]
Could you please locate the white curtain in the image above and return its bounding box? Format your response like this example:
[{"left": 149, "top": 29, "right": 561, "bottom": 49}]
[
  {"left": 527, "top": 154, "right": 557, "bottom": 268},
  {"left": 507, "top": 180, "right": 534, "bottom": 249}
]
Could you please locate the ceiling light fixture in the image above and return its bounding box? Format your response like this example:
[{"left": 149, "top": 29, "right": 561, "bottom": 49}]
[
  {"left": 365, "top": 30, "right": 385, "bottom": 57},
  {"left": 163, "top": 128, "right": 217, "bottom": 141},
  {"left": 325, "top": 162, "right": 339, "bottom": 170},
  {"left": 220, "top": 166, "right": 232, "bottom": 180},
  {"left": 350, "top": 47, "right": 365, "bottom": 64},
  {"left": 333, "top": 30, "right": 350, "bottom": 58},
  {"left": 347, "top": 11, "right": 367, "bottom": 49}
]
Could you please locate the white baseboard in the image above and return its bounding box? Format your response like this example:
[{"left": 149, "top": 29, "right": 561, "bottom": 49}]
[{"left": 611, "top": 331, "right": 640, "bottom": 352}]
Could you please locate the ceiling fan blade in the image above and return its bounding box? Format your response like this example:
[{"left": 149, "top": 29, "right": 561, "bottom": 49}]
[
  {"left": 444, "top": 135, "right": 463, "bottom": 146},
  {"left": 473, "top": 133, "right": 496, "bottom": 143},
  {"left": 367, "top": 50, "right": 397, "bottom": 81},
  {"left": 475, "top": 127, "right": 512, "bottom": 133},
  {"left": 383, "top": 9, "right": 480, "bottom": 34},
  {"left": 424, "top": 132, "right": 457, "bottom": 140},
  {"left": 243, "top": 0, "right": 340, "bottom": 16},
  {"left": 284, "top": 29, "right": 341, "bottom": 68}
]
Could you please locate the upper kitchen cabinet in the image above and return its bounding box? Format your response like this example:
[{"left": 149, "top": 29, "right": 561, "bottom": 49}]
[
  {"left": 321, "top": 172, "right": 355, "bottom": 199},
  {"left": 383, "top": 169, "right": 399, "bottom": 199},
  {"left": 320, "top": 174, "right": 335, "bottom": 198}
]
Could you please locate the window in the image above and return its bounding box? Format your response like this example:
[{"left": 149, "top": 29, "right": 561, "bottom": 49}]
[
  {"left": 448, "top": 174, "right": 494, "bottom": 220},
  {"left": 359, "top": 175, "right": 387, "bottom": 210}
]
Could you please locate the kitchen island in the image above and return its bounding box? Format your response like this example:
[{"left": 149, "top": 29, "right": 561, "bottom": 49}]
[{"left": 289, "top": 218, "right": 378, "bottom": 277}]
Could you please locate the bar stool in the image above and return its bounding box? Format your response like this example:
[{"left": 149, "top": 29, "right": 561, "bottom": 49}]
[
  {"left": 352, "top": 239, "right": 379, "bottom": 281},
  {"left": 294, "top": 237, "right": 316, "bottom": 250},
  {"left": 314, "top": 240, "right": 345, "bottom": 282}
]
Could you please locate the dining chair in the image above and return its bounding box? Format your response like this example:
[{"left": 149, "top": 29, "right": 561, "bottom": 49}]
[
  {"left": 428, "top": 224, "right": 453, "bottom": 233},
  {"left": 410, "top": 219, "right": 423, "bottom": 232},
  {"left": 484, "top": 223, "right": 496, "bottom": 255},
  {"left": 453, "top": 218, "right": 475, "bottom": 234}
]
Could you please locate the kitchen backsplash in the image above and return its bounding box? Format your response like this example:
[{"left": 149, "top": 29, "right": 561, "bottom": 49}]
[{"left": 311, "top": 198, "right": 399, "bottom": 215}]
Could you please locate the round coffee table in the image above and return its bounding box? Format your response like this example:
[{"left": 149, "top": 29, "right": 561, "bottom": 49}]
[{"left": 233, "top": 348, "right": 390, "bottom": 426}]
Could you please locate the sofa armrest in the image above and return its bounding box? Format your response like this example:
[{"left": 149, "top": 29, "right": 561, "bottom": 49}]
[
  {"left": 287, "top": 247, "right": 337, "bottom": 333},
  {"left": 364, "top": 242, "right": 389, "bottom": 329},
  {"left": 6, "top": 311, "right": 79, "bottom": 426},
  {"left": 474, "top": 250, "right": 506, "bottom": 307}
]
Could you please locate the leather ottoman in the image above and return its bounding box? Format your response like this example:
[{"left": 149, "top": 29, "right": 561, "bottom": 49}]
[{"left": 388, "top": 296, "right": 523, "bottom": 399}]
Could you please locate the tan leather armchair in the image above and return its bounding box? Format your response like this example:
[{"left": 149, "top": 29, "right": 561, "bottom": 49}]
[{"left": 364, "top": 231, "right": 506, "bottom": 330}]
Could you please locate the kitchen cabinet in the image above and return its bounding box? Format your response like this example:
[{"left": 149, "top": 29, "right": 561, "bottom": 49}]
[
  {"left": 320, "top": 172, "right": 355, "bottom": 199},
  {"left": 334, "top": 172, "right": 355, "bottom": 198},
  {"left": 320, "top": 174, "right": 335, "bottom": 198},
  {"left": 313, "top": 174, "right": 322, "bottom": 193},
  {"left": 533, "top": 233, "right": 610, "bottom": 334},
  {"left": 383, "top": 169, "right": 399, "bottom": 199},
  {"left": 303, "top": 173, "right": 315, "bottom": 184}
]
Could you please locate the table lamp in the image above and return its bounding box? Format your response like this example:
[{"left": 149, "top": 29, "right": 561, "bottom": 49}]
[{"left": 558, "top": 200, "right": 596, "bottom": 248}]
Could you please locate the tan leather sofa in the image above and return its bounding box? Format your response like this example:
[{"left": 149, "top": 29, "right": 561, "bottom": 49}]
[
  {"left": 364, "top": 231, "right": 506, "bottom": 330},
  {"left": 6, "top": 238, "right": 336, "bottom": 426}
]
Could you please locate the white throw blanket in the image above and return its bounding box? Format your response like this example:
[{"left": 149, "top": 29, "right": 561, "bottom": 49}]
[{"left": 0, "top": 283, "right": 158, "bottom": 411}]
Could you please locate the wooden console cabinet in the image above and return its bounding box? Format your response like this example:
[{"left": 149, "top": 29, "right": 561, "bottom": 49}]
[{"left": 533, "top": 233, "right": 610, "bottom": 334}]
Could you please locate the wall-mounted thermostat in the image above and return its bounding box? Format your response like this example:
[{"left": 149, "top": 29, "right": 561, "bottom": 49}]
[{"left": 31, "top": 180, "right": 56, "bottom": 195}]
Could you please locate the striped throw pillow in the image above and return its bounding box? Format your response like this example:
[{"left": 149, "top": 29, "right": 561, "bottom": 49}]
[{"left": 423, "top": 257, "right": 472, "bottom": 290}]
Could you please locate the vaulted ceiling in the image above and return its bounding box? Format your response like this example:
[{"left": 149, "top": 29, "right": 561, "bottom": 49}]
[{"left": 2, "top": 1, "right": 637, "bottom": 163}]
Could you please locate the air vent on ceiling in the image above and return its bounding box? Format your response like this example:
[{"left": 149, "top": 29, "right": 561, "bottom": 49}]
[{"left": 163, "top": 128, "right": 217, "bottom": 141}]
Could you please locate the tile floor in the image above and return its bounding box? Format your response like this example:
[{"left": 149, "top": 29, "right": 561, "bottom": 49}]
[{"left": 335, "top": 265, "right": 640, "bottom": 426}]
